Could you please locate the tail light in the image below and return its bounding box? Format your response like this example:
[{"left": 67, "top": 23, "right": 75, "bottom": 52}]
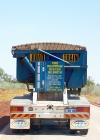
[
  {"left": 10, "top": 106, "right": 24, "bottom": 112},
  {"left": 76, "top": 107, "right": 90, "bottom": 112}
]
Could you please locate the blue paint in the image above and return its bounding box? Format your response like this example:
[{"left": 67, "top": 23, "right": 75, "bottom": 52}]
[
  {"left": 35, "top": 61, "right": 64, "bottom": 92},
  {"left": 12, "top": 49, "right": 87, "bottom": 88}
]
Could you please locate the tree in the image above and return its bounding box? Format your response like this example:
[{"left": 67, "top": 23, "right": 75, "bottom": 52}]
[
  {"left": 83, "top": 76, "right": 95, "bottom": 94},
  {"left": 87, "top": 76, "right": 95, "bottom": 86},
  {"left": 96, "top": 83, "right": 100, "bottom": 86},
  {"left": 11, "top": 78, "right": 18, "bottom": 83},
  {"left": 0, "top": 67, "right": 18, "bottom": 83},
  {"left": 0, "top": 67, "right": 5, "bottom": 81}
]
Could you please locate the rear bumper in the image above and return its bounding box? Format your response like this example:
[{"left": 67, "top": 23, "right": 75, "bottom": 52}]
[{"left": 10, "top": 113, "right": 90, "bottom": 119}]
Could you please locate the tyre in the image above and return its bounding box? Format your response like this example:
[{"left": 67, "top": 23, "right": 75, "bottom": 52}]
[
  {"left": 23, "top": 129, "right": 29, "bottom": 133},
  {"left": 80, "top": 129, "right": 88, "bottom": 135},
  {"left": 12, "top": 129, "right": 20, "bottom": 133},
  {"left": 70, "top": 130, "right": 77, "bottom": 134}
]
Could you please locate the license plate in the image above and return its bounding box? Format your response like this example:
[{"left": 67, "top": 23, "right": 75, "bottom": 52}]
[{"left": 64, "top": 108, "right": 76, "bottom": 113}]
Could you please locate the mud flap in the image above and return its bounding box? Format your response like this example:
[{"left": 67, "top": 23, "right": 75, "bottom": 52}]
[
  {"left": 10, "top": 119, "right": 30, "bottom": 129},
  {"left": 70, "top": 119, "right": 90, "bottom": 129}
]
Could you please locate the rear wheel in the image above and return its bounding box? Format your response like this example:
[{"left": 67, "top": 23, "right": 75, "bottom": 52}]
[
  {"left": 12, "top": 129, "right": 20, "bottom": 133},
  {"left": 22, "top": 129, "right": 29, "bottom": 133},
  {"left": 80, "top": 129, "right": 88, "bottom": 135},
  {"left": 70, "top": 129, "right": 88, "bottom": 135},
  {"left": 70, "top": 130, "right": 77, "bottom": 134}
]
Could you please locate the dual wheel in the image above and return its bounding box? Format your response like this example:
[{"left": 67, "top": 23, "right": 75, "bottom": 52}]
[
  {"left": 70, "top": 129, "right": 88, "bottom": 135},
  {"left": 12, "top": 129, "right": 29, "bottom": 133}
]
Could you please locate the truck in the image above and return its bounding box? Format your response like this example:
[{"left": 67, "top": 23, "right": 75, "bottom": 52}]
[{"left": 10, "top": 42, "right": 90, "bottom": 135}]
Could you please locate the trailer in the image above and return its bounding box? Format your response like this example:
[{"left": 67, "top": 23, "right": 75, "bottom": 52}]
[{"left": 10, "top": 42, "right": 90, "bottom": 135}]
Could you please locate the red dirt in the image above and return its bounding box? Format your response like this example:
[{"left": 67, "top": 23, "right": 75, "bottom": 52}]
[
  {"left": 0, "top": 101, "right": 10, "bottom": 131},
  {"left": 90, "top": 102, "right": 100, "bottom": 107}
]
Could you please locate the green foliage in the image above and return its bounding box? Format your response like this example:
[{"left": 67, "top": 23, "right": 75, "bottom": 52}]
[
  {"left": 87, "top": 76, "right": 95, "bottom": 86},
  {"left": 0, "top": 81, "right": 26, "bottom": 89},
  {"left": 0, "top": 67, "right": 5, "bottom": 81},
  {"left": 91, "top": 85, "right": 100, "bottom": 95},
  {"left": 82, "top": 85, "right": 100, "bottom": 95},
  {"left": 82, "top": 85, "right": 94, "bottom": 94},
  {"left": 96, "top": 83, "right": 100, "bottom": 86},
  {"left": 82, "top": 76, "right": 100, "bottom": 95},
  {"left": 0, "top": 67, "right": 25, "bottom": 89},
  {"left": 0, "top": 67, "right": 18, "bottom": 83}
]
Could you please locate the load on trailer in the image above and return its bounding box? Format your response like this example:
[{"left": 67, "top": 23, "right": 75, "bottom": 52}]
[{"left": 10, "top": 43, "right": 90, "bottom": 135}]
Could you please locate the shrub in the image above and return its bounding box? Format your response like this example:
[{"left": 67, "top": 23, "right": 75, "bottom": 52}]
[{"left": 0, "top": 81, "right": 26, "bottom": 89}]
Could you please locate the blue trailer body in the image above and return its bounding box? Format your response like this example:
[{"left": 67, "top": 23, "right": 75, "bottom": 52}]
[{"left": 12, "top": 49, "right": 87, "bottom": 88}]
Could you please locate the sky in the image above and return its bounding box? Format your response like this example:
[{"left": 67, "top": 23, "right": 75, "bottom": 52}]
[{"left": 0, "top": 0, "right": 100, "bottom": 84}]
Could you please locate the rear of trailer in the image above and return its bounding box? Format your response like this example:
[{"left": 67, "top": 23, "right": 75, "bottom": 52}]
[{"left": 10, "top": 43, "right": 90, "bottom": 135}]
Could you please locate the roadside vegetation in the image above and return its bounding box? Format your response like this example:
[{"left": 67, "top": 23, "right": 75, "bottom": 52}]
[
  {"left": 81, "top": 76, "right": 100, "bottom": 104},
  {"left": 0, "top": 67, "right": 26, "bottom": 89},
  {"left": 0, "top": 67, "right": 100, "bottom": 104},
  {"left": 0, "top": 67, "right": 27, "bottom": 102}
]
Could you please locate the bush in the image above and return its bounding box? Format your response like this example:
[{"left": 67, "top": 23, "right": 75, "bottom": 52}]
[
  {"left": 82, "top": 85, "right": 100, "bottom": 95},
  {"left": 0, "top": 81, "right": 26, "bottom": 89}
]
